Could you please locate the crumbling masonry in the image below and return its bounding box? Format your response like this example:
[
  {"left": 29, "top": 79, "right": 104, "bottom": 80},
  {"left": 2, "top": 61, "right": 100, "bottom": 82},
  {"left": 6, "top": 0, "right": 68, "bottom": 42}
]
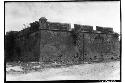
[{"left": 5, "top": 17, "right": 120, "bottom": 64}]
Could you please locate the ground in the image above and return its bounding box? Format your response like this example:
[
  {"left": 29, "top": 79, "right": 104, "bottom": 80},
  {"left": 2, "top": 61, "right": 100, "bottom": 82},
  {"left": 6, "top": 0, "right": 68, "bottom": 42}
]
[{"left": 6, "top": 61, "right": 120, "bottom": 81}]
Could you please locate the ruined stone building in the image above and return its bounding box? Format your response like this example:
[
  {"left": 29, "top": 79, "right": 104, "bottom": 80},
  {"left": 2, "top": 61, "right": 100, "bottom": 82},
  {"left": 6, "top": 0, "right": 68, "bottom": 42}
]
[{"left": 5, "top": 17, "right": 120, "bottom": 64}]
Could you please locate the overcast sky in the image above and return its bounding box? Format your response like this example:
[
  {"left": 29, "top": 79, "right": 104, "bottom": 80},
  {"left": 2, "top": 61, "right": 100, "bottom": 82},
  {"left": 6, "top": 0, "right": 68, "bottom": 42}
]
[{"left": 5, "top": 1, "right": 120, "bottom": 33}]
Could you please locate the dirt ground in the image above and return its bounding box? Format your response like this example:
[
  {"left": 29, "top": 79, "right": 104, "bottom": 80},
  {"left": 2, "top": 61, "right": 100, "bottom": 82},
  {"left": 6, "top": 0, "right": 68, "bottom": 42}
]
[{"left": 6, "top": 61, "right": 120, "bottom": 81}]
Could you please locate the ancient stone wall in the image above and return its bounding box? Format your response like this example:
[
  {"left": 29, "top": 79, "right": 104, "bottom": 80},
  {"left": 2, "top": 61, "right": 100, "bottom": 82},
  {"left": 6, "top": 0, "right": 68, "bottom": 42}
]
[
  {"left": 6, "top": 20, "right": 41, "bottom": 62},
  {"left": 47, "top": 22, "right": 71, "bottom": 31},
  {"left": 83, "top": 32, "right": 120, "bottom": 62},
  {"left": 73, "top": 24, "right": 120, "bottom": 62},
  {"left": 83, "top": 33, "right": 100, "bottom": 62},
  {"left": 5, "top": 17, "right": 120, "bottom": 63},
  {"left": 13, "top": 31, "right": 40, "bottom": 62},
  {"left": 96, "top": 26, "right": 113, "bottom": 33},
  {"left": 39, "top": 30, "right": 80, "bottom": 64},
  {"left": 74, "top": 24, "right": 93, "bottom": 32},
  {"left": 5, "top": 31, "right": 18, "bottom": 62}
]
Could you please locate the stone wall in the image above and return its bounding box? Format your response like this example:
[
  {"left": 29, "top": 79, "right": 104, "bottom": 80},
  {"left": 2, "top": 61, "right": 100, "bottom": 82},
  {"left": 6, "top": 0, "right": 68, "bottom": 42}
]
[
  {"left": 39, "top": 30, "right": 80, "bottom": 64},
  {"left": 96, "top": 26, "right": 113, "bottom": 33},
  {"left": 82, "top": 32, "right": 120, "bottom": 62},
  {"left": 13, "top": 31, "right": 40, "bottom": 62},
  {"left": 74, "top": 24, "right": 93, "bottom": 32},
  {"left": 5, "top": 21, "right": 41, "bottom": 62},
  {"left": 47, "top": 22, "right": 71, "bottom": 31},
  {"left": 83, "top": 33, "right": 100, "bottom": 62},
  {"left": 5, "top": 31, "right": 18, "bottom": 62},
  {"left": 5, "top": 17, "right": 120, "bottom": 63}
]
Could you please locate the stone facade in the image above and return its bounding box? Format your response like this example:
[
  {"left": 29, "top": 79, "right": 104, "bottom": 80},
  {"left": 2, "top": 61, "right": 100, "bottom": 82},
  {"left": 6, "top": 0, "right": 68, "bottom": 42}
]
[{"left": 5, "top": 17, "right": 120, "bottom": 64}]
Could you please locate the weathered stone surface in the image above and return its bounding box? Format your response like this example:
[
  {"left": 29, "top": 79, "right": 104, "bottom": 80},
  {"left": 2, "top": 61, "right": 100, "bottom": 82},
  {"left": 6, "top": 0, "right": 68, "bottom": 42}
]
[
  {"left": 12, "top": 31, "right": 40, "bottom": 62},
  {"left": 5, "top": 17, "right": 120, "bottom": 64},
  {"left": 96, "top": 26, "right": 113, "bottom": 33},
  {"left": 39, "top": 17, "right": 48, "bottom": 29},
  {"left": 83, "top": 33, "right": 120, "bottom": 62},
  {"left": 5, "top": 31, "right": 18, "bottom": 62},
  {"left": 74, "top": 24, "right": 93, "bottom": 32},
  {"left": 48, "top": 22, "right": 71, "bottom": 31},
  {"left": 39, "top": 30, "right": 80, "bottom": 64}
]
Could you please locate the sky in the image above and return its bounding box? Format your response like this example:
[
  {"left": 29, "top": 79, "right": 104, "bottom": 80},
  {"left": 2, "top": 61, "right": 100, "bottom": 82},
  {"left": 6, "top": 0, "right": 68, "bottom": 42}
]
[{"left": 5, "top": 1, "right": 120, "bottom": 33}]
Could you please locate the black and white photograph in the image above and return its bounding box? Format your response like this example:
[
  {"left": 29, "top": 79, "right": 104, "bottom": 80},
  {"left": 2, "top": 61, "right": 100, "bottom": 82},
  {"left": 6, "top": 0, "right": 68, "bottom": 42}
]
[{"left": 4, "top": 1, "right": 121, "bottom": 82}]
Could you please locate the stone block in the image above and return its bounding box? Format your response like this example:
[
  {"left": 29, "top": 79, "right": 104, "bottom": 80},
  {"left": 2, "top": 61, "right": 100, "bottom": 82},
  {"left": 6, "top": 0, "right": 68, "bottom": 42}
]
[{"left": 96, "top": 26, "right": 113, "bottom": 33}]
